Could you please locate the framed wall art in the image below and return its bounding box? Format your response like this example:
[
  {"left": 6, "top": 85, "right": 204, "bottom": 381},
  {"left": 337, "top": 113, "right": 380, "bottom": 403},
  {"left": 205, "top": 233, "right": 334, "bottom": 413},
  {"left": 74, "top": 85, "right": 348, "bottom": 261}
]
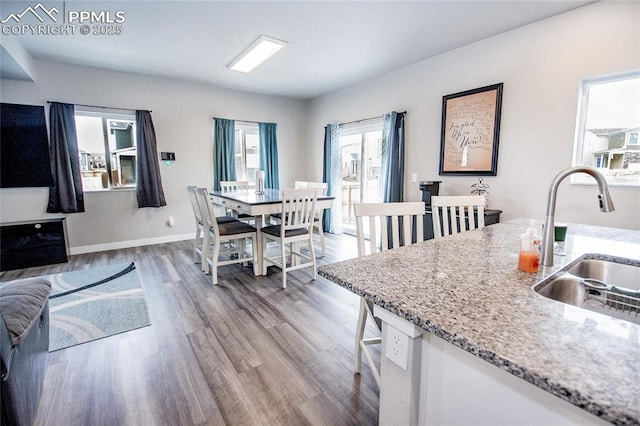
[{"left": 438, "top": 83, "right": 503, "bottom": 176}]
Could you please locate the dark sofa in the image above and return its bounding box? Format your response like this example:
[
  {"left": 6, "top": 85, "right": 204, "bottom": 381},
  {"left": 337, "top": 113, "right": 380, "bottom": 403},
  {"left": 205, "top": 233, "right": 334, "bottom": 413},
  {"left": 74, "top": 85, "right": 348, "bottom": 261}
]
[{"left": 0, "top": 278, "right": 52, "bottom": 426}]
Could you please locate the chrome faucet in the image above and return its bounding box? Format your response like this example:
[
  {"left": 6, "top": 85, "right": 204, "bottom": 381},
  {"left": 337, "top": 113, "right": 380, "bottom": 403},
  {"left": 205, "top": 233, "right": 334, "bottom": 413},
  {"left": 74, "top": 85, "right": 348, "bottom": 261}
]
[{"left": 541, "top": 166, "right": 615, "bottom": 267}]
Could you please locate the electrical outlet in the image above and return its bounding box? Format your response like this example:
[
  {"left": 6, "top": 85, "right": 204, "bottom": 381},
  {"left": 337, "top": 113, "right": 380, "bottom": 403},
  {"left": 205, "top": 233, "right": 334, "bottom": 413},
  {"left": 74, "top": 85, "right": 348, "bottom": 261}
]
[
  {"left": 168, "top": 216, "right": 175, "bottom": 227},
  {"left": 385, "top": 324, "right": 409, "bottom": 370},
  {"left": 411, "top": 172, "right": 418, "bottom": 182}
]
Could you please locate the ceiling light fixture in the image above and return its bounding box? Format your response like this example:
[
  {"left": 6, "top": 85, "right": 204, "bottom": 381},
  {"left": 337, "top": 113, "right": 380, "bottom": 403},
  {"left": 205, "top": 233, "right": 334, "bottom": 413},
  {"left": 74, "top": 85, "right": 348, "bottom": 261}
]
[{"left": 227, "top": 35, "right": 288, "bottom": 73}]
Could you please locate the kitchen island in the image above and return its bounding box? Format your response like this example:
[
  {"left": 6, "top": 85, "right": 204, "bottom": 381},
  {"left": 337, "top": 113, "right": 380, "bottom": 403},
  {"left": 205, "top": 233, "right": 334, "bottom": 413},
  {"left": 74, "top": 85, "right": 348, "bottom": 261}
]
[{"left": 318, "top": 220, "right": 639, "bottom": 426}]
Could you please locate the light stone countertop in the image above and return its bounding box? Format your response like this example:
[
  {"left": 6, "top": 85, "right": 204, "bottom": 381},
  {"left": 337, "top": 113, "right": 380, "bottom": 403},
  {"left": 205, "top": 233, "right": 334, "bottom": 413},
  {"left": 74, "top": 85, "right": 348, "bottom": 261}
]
[{"left": 318, "top": 219, "right": 640, "bottom": 426}]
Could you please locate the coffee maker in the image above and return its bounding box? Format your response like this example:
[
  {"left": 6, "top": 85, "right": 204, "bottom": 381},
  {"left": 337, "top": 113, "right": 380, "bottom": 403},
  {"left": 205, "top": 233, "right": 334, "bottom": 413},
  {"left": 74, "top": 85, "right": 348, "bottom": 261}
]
[{"left": 418, "top": 181, "right": 441, "bottom": 212}]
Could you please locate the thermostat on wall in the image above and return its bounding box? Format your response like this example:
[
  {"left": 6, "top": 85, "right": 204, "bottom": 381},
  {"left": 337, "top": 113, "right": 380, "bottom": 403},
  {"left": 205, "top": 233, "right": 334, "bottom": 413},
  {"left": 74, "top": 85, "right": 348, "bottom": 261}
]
[{"left": 160, "top": 152, "right": 176, "bottom": 162}]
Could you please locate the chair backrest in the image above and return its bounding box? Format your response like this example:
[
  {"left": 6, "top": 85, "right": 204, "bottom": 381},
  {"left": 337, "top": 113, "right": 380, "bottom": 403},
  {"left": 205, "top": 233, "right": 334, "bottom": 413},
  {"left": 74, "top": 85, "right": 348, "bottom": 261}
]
[
  {"left": 187, "top": 185, "right": 203, "bottom": 225},
  {"left": 431, "top": 195, "right": 485, "bottom": 239},
  {"left": 294, "top": 181, "right": 309, "bottom": 189},
  {"left": 306, "top": 181, "right": 327, "bottom": 196},
  {"left": 280, "top": 188, "right": 318, "bottom": 235},
  {"left": 305, "top": 182, "right": 328, "bottom": 219},
  {"left": 354, "top": 202, "right": 425, "bottom": 257},
  {"left": 220, "top": 181, "right": 250, "bottom": 191},
  {"left": 195, "top": 187, "right": 220, "bottom": 239}
]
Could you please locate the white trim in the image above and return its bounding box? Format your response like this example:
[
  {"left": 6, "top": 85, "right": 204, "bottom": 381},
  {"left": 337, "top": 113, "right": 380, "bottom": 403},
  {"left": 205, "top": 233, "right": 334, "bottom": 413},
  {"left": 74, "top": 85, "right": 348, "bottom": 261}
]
[{"left": 69, "top": 232, "right": 193, "bottom": 255}]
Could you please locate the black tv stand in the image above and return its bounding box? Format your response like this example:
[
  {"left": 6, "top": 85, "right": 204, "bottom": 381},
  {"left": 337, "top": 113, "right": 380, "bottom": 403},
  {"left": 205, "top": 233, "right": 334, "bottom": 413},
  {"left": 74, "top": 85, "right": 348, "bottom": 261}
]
[{"left": 1, "top": 218, "right": 68, "bottom": 271}]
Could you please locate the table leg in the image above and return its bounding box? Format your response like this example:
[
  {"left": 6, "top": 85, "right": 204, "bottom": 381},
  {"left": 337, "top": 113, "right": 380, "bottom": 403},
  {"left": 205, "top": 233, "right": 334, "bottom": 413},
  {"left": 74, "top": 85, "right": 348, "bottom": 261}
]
[{"left": 254, "top": 214, "right": 264, "bottom": 276}]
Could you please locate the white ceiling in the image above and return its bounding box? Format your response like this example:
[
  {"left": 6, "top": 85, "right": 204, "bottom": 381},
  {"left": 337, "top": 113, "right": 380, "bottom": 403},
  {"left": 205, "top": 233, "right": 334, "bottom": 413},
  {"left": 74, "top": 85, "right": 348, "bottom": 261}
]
[{"left": 0, "top": 1, "right": 594, "bottom": 100}]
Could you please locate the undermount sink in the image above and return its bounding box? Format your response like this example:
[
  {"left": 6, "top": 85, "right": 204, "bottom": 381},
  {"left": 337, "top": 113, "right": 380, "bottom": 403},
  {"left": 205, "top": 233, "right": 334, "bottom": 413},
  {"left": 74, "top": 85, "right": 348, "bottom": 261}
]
[{"left": 533, "top": 254, "right": 640, "bottom": 324}]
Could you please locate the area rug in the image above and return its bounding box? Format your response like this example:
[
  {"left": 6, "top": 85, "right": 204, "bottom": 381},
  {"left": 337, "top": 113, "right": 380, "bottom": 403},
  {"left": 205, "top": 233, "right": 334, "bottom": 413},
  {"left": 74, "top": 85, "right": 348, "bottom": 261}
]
[{"left": 47, "top": 262, "right": 150, "bottom": 351}]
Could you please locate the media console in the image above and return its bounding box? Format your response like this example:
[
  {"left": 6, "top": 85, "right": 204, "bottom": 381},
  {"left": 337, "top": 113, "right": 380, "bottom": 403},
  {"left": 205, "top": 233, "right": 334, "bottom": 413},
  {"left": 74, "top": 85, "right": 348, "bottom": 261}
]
[{"left": 1, "top": 218, "right": 68, "bottom": 271}]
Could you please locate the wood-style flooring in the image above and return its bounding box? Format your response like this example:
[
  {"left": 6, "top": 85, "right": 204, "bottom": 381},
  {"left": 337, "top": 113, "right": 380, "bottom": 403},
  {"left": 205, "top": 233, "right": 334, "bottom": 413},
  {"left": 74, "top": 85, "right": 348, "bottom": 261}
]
[{"left": 0, "top": 233, "right": 380, "bottom": 425}]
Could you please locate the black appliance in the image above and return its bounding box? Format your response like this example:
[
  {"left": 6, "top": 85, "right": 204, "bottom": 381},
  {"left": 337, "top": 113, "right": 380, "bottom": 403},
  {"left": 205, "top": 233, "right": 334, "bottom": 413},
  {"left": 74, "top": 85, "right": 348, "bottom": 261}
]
[{"left": 418, "top": 181, "right": 441, "bottom": 210}]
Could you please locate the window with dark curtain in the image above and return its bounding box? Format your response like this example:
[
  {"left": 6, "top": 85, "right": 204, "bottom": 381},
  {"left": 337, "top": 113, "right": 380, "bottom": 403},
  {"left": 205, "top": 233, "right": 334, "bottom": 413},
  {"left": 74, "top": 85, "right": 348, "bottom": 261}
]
[
  {"left": 135, "top": 110, "right": 166, "bottom": 208},
  {"left": 47, "top": 102, "right": 85, "bottom": 213},
  {"left": 213, "top": 118, "right": 237, "bottom": 191}
]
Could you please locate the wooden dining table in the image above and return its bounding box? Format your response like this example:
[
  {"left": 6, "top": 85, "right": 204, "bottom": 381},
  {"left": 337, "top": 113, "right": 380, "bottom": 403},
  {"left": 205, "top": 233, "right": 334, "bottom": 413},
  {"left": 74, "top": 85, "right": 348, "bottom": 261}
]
[{"left": 210, "top": 188, "right": 334, "bottom": 276}]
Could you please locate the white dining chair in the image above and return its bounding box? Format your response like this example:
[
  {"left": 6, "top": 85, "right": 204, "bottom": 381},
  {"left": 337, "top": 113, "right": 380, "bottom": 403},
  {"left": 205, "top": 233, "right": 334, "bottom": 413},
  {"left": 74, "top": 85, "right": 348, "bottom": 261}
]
[
  {"left": 187, "top": 185, "right": 206, "bottom": 266},
  {"left": 261, "top": 188, "right": 318, "bottom": 289},
  {"left": 195, "top": 187, "right": 257, "bottom": 285},
  {"left": 431, "top": 195, "right": 485, "bottom": 239},
  {"left": 269, "top": 181, "right": 308, "bottom": 223},
  {"left": 306, "top": 181, "right": 328, "bottom": 257},
  {"left": 271, "top": 181, "right": 327, "bottom": 256},
  {"left": 187, "top": 185, "right": 237, "bottom": 271},
  {"left": 353, "top": 201, "right": 426, "bottom": 388},
  {"left": 219, "top": 180, "right": 254, "bottom": 223}
]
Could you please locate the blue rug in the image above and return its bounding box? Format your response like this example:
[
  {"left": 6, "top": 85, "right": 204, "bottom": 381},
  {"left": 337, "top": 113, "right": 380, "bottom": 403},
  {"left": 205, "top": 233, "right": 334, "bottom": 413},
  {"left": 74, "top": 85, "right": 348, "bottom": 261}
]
[{"left": 47, "top": 262, "right": 150, "bottom": 351}]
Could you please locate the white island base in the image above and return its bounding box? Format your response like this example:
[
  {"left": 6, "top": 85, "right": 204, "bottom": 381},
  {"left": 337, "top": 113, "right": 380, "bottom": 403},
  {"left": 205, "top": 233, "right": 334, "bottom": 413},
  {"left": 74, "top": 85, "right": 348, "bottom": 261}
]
[{"left": 375, "top": 306, "right": 610, "bottom": 426}]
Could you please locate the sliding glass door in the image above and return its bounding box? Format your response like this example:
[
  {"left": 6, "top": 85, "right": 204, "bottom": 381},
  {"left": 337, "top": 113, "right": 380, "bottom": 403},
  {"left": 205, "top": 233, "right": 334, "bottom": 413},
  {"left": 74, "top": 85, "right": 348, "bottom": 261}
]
[{"left": 339, "top": 123, "right": 383, "bottom": 235}]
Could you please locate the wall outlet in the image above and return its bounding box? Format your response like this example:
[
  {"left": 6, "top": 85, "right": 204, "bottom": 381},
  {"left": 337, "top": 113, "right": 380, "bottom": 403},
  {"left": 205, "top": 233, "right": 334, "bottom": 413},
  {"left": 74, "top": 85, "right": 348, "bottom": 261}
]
[
  {"left": 411, "top": 172, "right": 418, "bottom": 182},
  {"left": 385, "top": 324, "right": 409, "bottom": 370},
  {"left": 167, "top": 216, "right": 175, "bottom": 227}
]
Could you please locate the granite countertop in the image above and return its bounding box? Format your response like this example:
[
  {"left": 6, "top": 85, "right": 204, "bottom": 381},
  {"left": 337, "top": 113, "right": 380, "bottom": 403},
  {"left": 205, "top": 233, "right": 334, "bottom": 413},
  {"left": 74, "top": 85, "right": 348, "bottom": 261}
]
[{"left": 318, "top": 219, "right": 640, "bottom": 426}]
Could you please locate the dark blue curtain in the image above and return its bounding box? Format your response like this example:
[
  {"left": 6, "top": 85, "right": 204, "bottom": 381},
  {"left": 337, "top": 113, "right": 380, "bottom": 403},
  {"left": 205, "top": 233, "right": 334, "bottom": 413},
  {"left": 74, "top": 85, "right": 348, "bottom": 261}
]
[
  {"left": 322, "top": 124, "right": 340, "bottom": 232},
  {"left": 382, "top": 111, "right": 406, "bottom": 245},
  {"left": 213, "top": 118, "right": 236, "bottom": 191},
  {"left": 47, "top": 102, "right": 84, "bottom": 213},
  {"left": 382, "top": 111, "right": 405, "bottom": 203},
  {"left": 136, "top": 110, "right": 166, "bottom": 208},
  {"left": 259, "top": 122, "right": 279, "bottom": 189}
]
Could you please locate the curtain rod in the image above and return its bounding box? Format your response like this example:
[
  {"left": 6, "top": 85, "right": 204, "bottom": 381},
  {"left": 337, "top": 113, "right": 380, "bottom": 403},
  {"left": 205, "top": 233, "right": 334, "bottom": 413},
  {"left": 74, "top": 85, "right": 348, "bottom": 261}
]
[
  {"left": 47, "top": 101, "right": 150, "bottom": 113},
  {"left": 340, "top": 111, "right": 407, "bottom": 127},
  {"left": 216, "top": 117, "right": 260, "bottom": 125},
  {"left": 213, "top": 117, "right": 276, "bottom": 126}
]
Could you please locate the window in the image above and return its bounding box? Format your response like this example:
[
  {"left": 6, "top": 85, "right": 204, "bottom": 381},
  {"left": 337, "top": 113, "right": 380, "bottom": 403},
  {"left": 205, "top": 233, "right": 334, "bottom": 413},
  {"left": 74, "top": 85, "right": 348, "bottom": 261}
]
[
  {"left": 234, "top": 122, "right": 260, "bottom": 184},
  {"left": 572, "top": 71, "right": 640, "bottom": 186},
  {"left": 75, "top": 109, "right": 137, "bottom": 191},
  {"left": 339, "top": 121, "right": 383, "bottom": 234}
]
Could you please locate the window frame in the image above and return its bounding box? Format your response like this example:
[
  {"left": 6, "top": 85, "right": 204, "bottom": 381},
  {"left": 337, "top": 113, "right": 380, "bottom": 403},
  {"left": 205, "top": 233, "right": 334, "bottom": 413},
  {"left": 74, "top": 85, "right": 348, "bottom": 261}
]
[
  {"left": 74, "top": 107, "right": 138, "bottom": 192},
  {"left": 571, "top": 70, "right": 640, "bottom": 187},
  {"left": 234, "top": 122, "right": 260, "bottom": 184}
]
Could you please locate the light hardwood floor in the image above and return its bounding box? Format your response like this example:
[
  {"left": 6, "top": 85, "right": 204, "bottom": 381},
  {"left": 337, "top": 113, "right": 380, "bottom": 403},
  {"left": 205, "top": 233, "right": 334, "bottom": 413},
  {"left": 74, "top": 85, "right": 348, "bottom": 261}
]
[{"left": 0, "top": 233, "right": 380, "bottom": 426}]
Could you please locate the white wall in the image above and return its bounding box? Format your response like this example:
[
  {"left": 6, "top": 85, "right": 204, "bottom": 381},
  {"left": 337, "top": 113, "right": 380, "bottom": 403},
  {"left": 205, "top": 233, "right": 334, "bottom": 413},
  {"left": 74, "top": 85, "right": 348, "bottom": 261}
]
[
  {"left": 306, "top": 1, "right": 640, "bottom": 230},
  {"left": 0, "top": 60, "right": 307, "bottom": 252}
]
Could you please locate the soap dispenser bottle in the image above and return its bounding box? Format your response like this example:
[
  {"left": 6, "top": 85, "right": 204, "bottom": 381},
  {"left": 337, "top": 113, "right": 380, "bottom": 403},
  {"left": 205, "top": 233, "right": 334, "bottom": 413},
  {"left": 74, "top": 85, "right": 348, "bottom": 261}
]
[{"left": 518, "top": 220, "right": 541, "bottom": 273}]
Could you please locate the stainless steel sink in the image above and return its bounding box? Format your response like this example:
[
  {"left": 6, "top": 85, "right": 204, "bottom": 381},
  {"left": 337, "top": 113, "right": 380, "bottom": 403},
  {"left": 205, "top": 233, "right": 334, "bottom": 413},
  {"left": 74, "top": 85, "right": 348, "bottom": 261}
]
[{"left": 533, "top": 254, "right": 640, "bottom": 323}]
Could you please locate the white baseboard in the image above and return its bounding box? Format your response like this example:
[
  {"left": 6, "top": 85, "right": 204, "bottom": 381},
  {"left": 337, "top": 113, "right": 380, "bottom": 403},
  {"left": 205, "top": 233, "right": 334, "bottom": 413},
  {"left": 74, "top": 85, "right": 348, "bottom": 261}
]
[{"left": 69, "top": 233, "right": 194, "bottom": 255}]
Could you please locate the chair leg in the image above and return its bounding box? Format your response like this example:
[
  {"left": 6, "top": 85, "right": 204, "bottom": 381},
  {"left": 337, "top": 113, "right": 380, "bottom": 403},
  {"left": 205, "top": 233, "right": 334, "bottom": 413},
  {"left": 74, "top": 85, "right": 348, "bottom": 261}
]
[
  {"left": 317, "top": 223, "right": 326, "bottom": 257},
  {"left": 201, "top": 231, "right": 210, "bottom": 274},
  {"left": 212, "top": 238, "right": 221, "bottom": 285},
  {"left": 281, "top": 239, "right": 287, "bottom": 289},
  {"left": 309, "top": 234, "right": 317, "bottom": 281},
  {"left": 355, "top": 297, "right": 368, "bottom": 374},
  {"left": 194, "top": 226, "right": 202, "bottom": 264},
  {"left": 240, "top": 238, "right": 248, "bottom": 266}
]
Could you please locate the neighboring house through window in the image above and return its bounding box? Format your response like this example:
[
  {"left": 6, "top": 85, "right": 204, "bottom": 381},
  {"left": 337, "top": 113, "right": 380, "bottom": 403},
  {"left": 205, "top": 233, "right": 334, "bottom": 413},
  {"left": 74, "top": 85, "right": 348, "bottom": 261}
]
[
  {"left": 572, "top": 71, "right": 640, "bottom": 186},
  {"left": 75, "top": 108, "right": 137, "bottom": 191}
]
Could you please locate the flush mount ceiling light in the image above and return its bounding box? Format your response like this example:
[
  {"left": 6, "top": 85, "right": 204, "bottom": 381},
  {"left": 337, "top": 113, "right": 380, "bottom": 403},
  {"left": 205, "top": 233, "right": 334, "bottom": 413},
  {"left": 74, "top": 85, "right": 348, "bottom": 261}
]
[{"left": 227, "top": 35, "right": 288, "bottom": 73}]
